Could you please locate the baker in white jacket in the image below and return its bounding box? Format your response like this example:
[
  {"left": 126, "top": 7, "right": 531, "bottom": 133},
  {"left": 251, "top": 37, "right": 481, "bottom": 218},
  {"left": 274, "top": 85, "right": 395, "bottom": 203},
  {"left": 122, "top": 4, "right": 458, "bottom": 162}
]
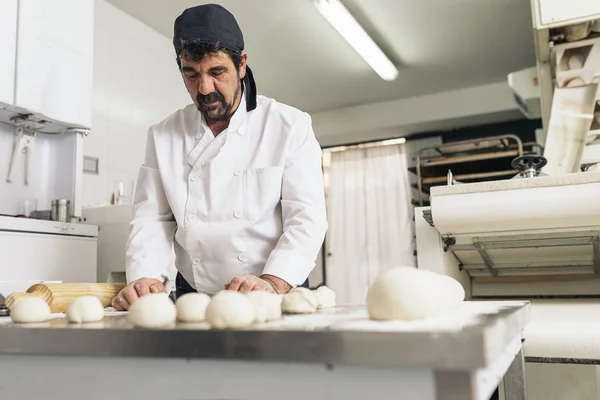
[{"left": 111, "top": 4, "right": 328, "bottom": 310}]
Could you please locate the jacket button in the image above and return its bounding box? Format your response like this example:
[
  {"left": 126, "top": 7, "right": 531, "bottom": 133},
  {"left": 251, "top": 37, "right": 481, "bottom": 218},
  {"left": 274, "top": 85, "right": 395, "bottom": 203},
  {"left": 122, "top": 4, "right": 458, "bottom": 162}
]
[
  {"left": 233, "top": 210, "right": 243, "bottom": 218},
  {"left": 238, "top": 253, "right": 248, "bottom": 262},
  {"left": 190, "top": 175, "right": 198, "bottom": 181},
  {"left": 234, "top": 171, "right": 242, "bottom": 176},
  {"left": 186, "top": 214, "right": 196, "bottom": 222},
  {"left": 192, "top": 258, "right": 200, "bottom": 266}
]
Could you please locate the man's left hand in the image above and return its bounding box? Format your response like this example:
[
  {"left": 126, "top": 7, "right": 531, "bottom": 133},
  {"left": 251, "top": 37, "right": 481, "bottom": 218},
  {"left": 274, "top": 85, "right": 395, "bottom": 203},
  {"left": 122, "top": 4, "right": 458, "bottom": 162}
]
[{"left": 225, "top": 274, "right": 291, "bottom": 294}]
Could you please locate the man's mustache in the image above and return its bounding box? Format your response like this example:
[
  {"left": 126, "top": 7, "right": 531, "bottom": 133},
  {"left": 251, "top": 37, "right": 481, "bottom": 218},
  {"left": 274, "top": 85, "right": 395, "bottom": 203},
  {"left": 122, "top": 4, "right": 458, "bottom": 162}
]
[{"left": 197, "top": 92, "right": 225, "bottom": 104}]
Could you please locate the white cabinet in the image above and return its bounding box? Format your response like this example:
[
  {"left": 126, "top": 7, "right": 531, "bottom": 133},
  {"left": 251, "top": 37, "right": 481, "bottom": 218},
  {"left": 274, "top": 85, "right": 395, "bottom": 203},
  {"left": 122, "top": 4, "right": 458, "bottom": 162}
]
[
  {"left": 12, "top": 0, "right": 93, "bottom": 128},
  {"left": 0, "top": 216, "right": 98, "bottom": 284},
  {"left": 0, "top": 0, "right": 17, "bottom": 106}
]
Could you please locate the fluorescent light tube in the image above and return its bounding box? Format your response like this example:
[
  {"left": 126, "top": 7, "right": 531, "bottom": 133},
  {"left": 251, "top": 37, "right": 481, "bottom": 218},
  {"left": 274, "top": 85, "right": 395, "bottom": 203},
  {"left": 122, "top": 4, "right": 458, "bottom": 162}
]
[{"left": 314, "top": 0, "right": 399, "bottom": 81}]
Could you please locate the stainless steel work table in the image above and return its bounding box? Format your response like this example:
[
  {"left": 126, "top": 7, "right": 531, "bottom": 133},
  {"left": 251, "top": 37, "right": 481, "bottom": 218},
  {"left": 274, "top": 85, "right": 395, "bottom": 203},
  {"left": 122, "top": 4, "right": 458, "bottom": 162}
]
[{"left": 0, "top": 301, "right": 529, "bottom": 400}]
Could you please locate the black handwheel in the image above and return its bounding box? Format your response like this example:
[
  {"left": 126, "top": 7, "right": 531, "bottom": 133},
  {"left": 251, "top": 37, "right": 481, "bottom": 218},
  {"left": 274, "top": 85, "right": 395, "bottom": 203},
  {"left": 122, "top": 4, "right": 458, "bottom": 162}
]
[{"left": 511, "top": 155, "right": 547, "bottom": 177}]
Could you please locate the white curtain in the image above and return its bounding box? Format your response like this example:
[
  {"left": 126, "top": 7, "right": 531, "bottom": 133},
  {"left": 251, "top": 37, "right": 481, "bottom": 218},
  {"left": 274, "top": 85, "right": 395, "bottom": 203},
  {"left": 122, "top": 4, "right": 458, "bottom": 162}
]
[{"left": 325, "top": 144, "right": 415, "bottom": 305}]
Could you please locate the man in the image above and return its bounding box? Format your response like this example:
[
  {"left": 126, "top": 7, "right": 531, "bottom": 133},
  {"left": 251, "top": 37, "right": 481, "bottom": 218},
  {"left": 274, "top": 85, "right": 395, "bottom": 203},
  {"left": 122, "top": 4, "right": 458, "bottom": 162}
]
[{"left": 111, "top": 4, "right": 328, "bottom": 310}]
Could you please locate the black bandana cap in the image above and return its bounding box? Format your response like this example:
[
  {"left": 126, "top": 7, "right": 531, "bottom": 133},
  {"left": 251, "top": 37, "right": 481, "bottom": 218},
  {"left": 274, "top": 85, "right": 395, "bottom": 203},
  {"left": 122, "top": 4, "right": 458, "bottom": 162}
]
[{"left": 173, "top": 4, "right": 257, "bottom": 112}]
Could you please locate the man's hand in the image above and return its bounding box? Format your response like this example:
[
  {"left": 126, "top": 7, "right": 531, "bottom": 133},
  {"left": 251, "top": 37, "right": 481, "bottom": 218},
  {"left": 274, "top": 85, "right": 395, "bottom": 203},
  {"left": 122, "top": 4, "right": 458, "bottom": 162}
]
[
  {"left": 111, "top": 278, "right": 166, "bottom": 311},
  {"left": 225, "top": 275, "right": 277, "bottom": 294},
  {"left": 261, "top": 274, "right": 292, "bottom": 294},
  {"left": 225, "top": 274, "right": 292, "bottom": 294}
]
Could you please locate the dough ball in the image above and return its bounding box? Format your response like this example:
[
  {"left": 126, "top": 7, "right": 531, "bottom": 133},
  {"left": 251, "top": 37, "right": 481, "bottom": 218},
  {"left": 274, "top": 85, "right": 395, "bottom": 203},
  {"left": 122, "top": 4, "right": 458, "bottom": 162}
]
[
  {"left": 313, "top": 286, "right": 336, "bottom": 309},
  {"left": 246, "top": 291, "right": 283, "bottom": 323},
  {"left": 205, "top": 291, "right": 255, "bottom": 329},
  {"left": 128, "top": 293, "right": 176, "bottom": 328},
  {"left": 10, "top": 296, "right": 51, "bottom": 323},
  {"left": 66, "top": 296, "right": 104, "bottom": 323},
  {"left": 281, "top": 287, "right": 318, "bottom": 314},
  {"left": 366, "top": 266, "right": 465, "bottom": 321},
  {"left": 176, "top": 292, "right": 211, "bottom": 322}
]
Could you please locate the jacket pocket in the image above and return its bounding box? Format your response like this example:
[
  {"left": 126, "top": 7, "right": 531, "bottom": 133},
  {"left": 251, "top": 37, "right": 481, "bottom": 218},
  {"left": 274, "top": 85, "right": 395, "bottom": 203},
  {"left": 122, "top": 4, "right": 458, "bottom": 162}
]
[{"left": 244, "top": 165, "right": 285, "bottom": 221}]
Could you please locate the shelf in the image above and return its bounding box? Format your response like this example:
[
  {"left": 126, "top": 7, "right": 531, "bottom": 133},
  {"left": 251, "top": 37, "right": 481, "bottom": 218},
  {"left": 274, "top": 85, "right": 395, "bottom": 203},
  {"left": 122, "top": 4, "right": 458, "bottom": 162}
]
[
  {"left": 409, "top": 134, "right": 540, "bottom": 207},
  {"left": 422, "top": 170, "right": 516, "bottom": 185},
  {"left": 409, "top": 150, "right": 538, "bottom": 179},
  {"left": 421, "top": 150, "right": 521, "bottom": 167}
]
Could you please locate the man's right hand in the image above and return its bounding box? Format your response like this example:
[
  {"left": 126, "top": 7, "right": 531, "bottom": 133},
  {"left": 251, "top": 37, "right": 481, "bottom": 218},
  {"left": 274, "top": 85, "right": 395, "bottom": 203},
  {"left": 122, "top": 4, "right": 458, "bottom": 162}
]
[{"left": 111, "top": 278, "right": 166, "bottom": 311}]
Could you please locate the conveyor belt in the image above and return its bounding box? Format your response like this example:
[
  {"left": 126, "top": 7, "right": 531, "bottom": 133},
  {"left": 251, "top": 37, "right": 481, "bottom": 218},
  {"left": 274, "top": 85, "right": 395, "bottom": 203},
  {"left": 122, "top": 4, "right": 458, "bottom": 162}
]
[{"left": 523, "top": 299, "right": 600, "bottom": 364}]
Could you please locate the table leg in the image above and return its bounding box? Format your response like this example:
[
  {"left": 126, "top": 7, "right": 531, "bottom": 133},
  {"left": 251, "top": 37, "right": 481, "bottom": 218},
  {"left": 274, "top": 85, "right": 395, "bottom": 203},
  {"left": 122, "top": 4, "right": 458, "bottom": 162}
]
[{"left": 503, "top": 348, "right": 527, "bottom": 400}]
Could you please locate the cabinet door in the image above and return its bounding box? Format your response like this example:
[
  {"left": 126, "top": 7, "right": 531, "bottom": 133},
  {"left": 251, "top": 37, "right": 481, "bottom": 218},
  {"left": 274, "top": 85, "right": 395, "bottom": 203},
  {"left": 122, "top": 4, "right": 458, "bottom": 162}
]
[
  {"left": 0, "top": 0, "right": 17, "bottom": 106},
  {"left": 15, "top": 0, "right": 93, "bottom": 128}
]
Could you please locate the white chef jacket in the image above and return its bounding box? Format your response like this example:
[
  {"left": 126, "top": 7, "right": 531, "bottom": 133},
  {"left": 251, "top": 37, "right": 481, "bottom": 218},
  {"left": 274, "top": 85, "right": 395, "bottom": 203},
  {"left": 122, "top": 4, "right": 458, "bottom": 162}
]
[{"left": 125, "top": 93, "right": 328, "bottom": 295}]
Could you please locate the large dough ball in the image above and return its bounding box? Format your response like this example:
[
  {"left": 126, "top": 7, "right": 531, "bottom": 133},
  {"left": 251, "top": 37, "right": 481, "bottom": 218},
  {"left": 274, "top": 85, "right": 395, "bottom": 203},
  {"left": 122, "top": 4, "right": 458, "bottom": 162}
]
[
  {"left": 128, "top": 293, "right": 176, "bottom": 328},
  {"left": 313, "top": 286, "right": 336, "bottom": 309},
  {"left": 205, "top": 291, "right": 255, "bottom": 329},
  {"left": 176, "top": 292, "right": 211, "bottom": 322},
  {"left": 246, "top": 291, "right": 282, "bottom": 323},
  {"left": 66, "top": 296, "right": 104, "bottom": 323},
  {"left": 366, "top": 266, "right": 465, "bottom": 321},
  {"left": 281, "top": 287, "right": 318, "bottom": 314},
  {"left": 10, "top": 296, "right": 51, "bottom": 323}
]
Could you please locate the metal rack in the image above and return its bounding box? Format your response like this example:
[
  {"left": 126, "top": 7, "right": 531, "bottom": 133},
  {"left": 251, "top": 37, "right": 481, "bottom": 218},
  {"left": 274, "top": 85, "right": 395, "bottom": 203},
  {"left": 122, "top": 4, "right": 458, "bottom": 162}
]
[
  {"left": 442, "top": 229, "right": 600, "bottom": 282},
  {"left": 410, "top": 134, "right": 543, "bottom": 206}
]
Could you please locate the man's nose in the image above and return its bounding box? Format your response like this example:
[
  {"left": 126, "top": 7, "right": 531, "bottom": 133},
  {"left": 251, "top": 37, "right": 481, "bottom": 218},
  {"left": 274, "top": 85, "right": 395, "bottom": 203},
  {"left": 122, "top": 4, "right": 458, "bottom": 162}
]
[{"left": 199, "top": 76, "right": 215, "bottom": 95}]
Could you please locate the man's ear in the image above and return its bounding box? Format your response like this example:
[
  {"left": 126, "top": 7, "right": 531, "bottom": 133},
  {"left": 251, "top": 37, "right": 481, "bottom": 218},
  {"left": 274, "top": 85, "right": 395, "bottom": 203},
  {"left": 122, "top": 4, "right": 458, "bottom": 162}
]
[{"left": 239, "top": 51, "right": 248, "bottom": 79}]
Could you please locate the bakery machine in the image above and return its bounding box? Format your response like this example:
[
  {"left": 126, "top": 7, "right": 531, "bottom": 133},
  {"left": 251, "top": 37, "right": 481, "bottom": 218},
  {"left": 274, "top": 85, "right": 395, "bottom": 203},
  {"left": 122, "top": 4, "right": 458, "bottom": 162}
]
[
  {"left": 415, "top": 3, "right": 600, "bottom": 396},
  {"left": 416, "top": 0, "right": 600, "bottom": 300}
]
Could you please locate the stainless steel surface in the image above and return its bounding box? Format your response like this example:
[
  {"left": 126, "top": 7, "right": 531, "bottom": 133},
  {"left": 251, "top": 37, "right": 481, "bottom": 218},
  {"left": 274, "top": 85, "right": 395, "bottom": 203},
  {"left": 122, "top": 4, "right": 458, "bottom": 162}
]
[
  {"left": 503, "top": 348, "right": 527, "bottom": 400},
  {"left": 51, "top": 199, "right": 70, "bottom": 222},
  {"left": 0, "top": 302, "right": 530, "bottom": 369}
]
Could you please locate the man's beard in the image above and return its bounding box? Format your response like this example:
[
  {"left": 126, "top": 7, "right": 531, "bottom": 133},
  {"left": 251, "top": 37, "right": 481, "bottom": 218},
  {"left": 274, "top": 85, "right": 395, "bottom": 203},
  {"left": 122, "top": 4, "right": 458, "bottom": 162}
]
[{"left": 196, "top": 81, "right": 241, "bottom": 122}]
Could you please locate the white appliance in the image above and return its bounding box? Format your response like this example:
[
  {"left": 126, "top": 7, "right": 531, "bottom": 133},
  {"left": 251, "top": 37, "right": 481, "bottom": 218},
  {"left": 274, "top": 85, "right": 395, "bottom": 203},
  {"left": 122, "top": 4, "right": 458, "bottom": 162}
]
[
  {"left": 416, "top": 1, "right": 600, "bottom": 397},
  {"left": 416, "top": 0, "right": 600, "bottom": 297},
  {"left": 416, "top": 0, "right": 600, "bottom": 308},
  {"left": 508, "top": 1, "right": 600, "bottom": 172},
  {"left": 0, "top": 216, "right": 98, "bottom": 298}
]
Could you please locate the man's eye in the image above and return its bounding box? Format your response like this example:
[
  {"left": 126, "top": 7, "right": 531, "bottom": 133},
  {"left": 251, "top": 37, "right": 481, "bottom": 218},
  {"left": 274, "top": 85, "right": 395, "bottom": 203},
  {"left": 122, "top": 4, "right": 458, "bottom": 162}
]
[
  {"left": 212, "top": 71, "right": 224, "bottom": 77},
  {"left": 186, "top": 74, "right": 199, "bottom": 80}
]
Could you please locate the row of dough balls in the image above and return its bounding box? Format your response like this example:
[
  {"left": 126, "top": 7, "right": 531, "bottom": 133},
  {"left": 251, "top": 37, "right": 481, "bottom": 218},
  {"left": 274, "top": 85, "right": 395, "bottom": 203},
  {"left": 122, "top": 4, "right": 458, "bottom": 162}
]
[
  {"left": 129, "top": 286, "right": 336, "bottom": 329},
  {"left": 10, "top": 295, "right": 106, "bottom": 324}
]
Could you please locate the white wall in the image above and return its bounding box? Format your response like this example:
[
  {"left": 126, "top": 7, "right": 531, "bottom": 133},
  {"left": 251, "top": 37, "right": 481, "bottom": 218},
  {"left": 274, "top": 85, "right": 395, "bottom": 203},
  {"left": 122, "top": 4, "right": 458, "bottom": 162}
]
[
  {"left": 82, "top": 0, "right": 190, "bottom": 207},
  {"left": 0, "top": 125, "right": 76, "bottom": 216}
]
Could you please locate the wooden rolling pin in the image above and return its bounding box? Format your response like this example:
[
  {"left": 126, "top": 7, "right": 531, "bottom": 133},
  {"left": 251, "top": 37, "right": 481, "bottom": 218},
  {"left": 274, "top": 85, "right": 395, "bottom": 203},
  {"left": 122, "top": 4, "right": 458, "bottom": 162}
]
[{"left": 5, "top": 283, "right": 126, "bottom": 313}]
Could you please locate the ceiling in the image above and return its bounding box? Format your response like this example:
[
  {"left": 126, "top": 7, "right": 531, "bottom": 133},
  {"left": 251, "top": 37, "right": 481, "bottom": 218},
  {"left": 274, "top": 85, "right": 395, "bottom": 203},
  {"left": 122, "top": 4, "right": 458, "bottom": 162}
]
[{"left": 107, "top": 0, "right": 537, "bottom": 113}]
